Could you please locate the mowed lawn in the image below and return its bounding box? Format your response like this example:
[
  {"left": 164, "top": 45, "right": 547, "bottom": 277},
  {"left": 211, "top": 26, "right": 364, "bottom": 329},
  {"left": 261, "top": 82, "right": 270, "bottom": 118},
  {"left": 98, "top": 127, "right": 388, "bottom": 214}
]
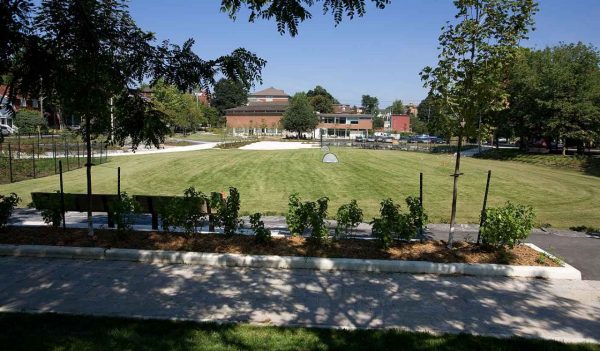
[{"left": 1, "top": 148, "right": 599, "bottom": 228}]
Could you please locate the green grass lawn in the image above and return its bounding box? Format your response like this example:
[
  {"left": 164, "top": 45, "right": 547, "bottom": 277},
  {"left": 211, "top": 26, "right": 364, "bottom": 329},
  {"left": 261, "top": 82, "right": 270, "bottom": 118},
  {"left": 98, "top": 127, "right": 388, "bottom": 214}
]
[
  {"left": 1, "top": 313, "right": 597, "bottom": 351},
  {"left": 1, "top": 148, "right": 599, "bottom": 228}
]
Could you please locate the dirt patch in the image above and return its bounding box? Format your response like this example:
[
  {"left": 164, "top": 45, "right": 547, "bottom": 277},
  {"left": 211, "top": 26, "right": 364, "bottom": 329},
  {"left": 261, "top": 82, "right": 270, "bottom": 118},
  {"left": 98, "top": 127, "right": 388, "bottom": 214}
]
[{"left": 0, "top": 226, "right": 558, "bottom": 267}]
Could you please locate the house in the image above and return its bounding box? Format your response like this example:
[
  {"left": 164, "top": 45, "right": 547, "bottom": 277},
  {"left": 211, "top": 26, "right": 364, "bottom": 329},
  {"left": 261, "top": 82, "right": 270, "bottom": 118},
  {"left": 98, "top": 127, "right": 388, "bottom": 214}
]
[
  {"left": 391, "top": 114, "right": 411, "bottom": 132},
  {"left": 315, "top": 114, "right": 373, "bottom": 139},
  {"left": 0, "top": 85, "right": 43, "bottom": 133}
]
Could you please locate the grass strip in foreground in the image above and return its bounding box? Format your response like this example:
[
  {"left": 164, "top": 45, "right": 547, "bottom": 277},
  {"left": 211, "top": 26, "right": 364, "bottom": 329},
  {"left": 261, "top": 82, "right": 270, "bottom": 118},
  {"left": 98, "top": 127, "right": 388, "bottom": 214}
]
[{"left": 0, "top": 312, "right": 598, "bottom": 351}]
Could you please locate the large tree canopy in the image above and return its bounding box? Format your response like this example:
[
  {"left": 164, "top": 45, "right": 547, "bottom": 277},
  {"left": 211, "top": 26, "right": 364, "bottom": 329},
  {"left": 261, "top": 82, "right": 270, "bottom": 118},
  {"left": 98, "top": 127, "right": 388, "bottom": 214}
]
[
  {"left": 220, "top": 0, "right": 390, "bottom": 36},
  {"left": 361, "top": 95, "right": 379, "bottom": 114},
  {"left": 281, "top": 92, "right": 318, "bottom": 138},
  {"left": 211, "top": 78, "right": 249, "bottom": 117},
  {"left": 1, "top": 0, "right": 266, "bottom": 235},
  {"left": 306, "top": 85, "right": 338, "bottom": 113}
]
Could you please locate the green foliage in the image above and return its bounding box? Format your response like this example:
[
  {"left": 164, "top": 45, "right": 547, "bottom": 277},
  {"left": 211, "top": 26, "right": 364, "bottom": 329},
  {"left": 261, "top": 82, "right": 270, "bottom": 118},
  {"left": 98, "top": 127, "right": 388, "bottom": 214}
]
[
  {"left": 389, "top": 99, "right": 404, "bottom": 114},
  {"left": 335, "top": 200, "right": 363, "bottom": 239},
  {"left": 410, "top": 115, "right": 428, "bottom": 135},
  {"left": 151, "top": 80, "right": 206, "bottom": 133},
  {"left": 286, "top": 193, "right": 309, "bottom": 236},
  {"left": 111, "top": 192, "right": 140, "bottom": 235},
  {"left": 307, "top": 196, "right": 329, "bottom": 243},
  {"left": 249, "top": 212, "right": 271, "bottom": 243},
  {"left": 309, "top": 95, "right": 333, "bottom": 113},
  {"left": 371, "top": 198, "right": 401, "bottom": 249},
  {"left": 371, "top": 197, "right": 428, "bottom": 248},
  {"left": 285, "top": 193, "right": 329, "bottom": 241},
  {"left": 211, "top": 78, "right": 249, "bottom": 117},
  {"left": 501, "top": 43, "right": 600, "bottom": 153},
  {"left": 480, "top": 202, "right": 536, "bottom": 250},
  {"left": 307, "top": 85, "right": 337, "bottom": 113},
  {"left": 14, "top": 110, "right": 47, "bottom": 134},
  {"left": 281, "top": 93, "right": 318, "bottom": 137},
  {"left": 372, "top": 116, "right": 384, "bottom": 129},
  {"left": 403, "top": 196, "right": 428, "bottom": 239},
  {"left": 361, "top": 95, "right": 379, "bottom": 114},
  {"left": 0, "top": 193, "right": 20, "bottom": 228},
  {"left": 420, "top": 0, "right": 538, "bottom": 140},
  {"left": 211, "top": 187, "right": 243, "bottom": 236},
  {"left": 160, "top": 187, "right": 208, "bottom": 236},
  {"left": 221, "top": 0, "right": 390, "bottom": 37}
]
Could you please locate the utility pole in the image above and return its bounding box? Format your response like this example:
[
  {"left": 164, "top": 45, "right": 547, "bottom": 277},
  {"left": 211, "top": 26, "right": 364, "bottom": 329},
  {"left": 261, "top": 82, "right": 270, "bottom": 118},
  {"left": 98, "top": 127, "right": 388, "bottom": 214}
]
[
  {"left": 110, "top": 97, "right": 114, "bottom": 142},
  {"left": 39, "top": 78, "right": 45, "bottom": 123}
]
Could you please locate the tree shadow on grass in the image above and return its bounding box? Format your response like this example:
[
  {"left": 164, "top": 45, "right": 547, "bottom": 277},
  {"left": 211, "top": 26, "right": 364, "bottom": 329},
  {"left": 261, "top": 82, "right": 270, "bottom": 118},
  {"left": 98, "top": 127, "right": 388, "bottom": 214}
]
[{"left": 0, "top": 255, "right": 599, "bottom": 349}]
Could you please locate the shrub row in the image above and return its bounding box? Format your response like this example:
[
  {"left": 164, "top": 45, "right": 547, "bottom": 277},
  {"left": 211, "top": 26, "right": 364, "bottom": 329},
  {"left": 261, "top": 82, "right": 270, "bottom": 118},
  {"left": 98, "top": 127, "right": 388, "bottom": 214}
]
[{"left": 1, "top": 189, "right": 536, "bottom": 251}]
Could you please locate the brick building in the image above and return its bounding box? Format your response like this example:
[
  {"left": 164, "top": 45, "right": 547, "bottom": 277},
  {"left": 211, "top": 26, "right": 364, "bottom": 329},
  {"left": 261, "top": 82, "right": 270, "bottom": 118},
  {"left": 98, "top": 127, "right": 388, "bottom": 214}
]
[
  {"left": 391, "top": 114, "right": 411, "bottom": 132},
  {"left": 315, "top": 114, "right": 373, "bottom": 139},
  {"left": 226, "top": 87, "right": 291, "bottom": 136}
]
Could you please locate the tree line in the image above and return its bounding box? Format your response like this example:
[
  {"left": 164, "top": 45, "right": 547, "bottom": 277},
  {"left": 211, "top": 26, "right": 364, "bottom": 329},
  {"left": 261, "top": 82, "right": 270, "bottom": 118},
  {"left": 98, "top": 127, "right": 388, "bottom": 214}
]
[{"left": 419, "top": 43, "right": 600, "bottom": 154}]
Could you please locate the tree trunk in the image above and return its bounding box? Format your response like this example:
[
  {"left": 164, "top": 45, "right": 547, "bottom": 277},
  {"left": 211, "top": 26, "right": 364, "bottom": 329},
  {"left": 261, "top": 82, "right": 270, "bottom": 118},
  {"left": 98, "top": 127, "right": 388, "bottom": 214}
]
[
  {"left": 85, "top": 115, "right": 94, "bottom": 237},
  {"left": 448, "top": 130, "right": 463, "bottom": 248}
]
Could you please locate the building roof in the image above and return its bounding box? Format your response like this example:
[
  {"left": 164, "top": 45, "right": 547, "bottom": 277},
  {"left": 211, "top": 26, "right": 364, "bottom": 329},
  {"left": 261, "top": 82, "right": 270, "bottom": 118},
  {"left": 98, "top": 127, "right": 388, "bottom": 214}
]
[
  {"left": 250, "top": 87, "right": 289, "bottom": 97},
  {"left": 226, "top": 103, "right": 289, "bottom": 114},
  {"left": 319, "top": 113, "right": 373, "bottom": 119}
]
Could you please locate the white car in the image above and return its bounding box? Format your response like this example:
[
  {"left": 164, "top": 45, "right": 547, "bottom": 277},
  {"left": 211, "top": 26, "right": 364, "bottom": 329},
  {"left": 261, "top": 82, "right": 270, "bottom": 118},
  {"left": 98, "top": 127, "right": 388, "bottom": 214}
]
[{"left": 0, "top": 125, "right": 11, "bottom": 136}]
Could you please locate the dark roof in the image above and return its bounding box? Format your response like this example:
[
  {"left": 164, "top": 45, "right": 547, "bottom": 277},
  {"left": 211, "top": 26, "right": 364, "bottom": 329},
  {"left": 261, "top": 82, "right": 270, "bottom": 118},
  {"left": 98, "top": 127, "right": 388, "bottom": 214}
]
[
  {"left": 250, "top": 87, "right": 289, "bottom": 97},
  {"left": 319, "top": 113, "right": 373, "bottom": 119},
  {"left": 226, "top": 103, "right": 289, "bottom": 114}
]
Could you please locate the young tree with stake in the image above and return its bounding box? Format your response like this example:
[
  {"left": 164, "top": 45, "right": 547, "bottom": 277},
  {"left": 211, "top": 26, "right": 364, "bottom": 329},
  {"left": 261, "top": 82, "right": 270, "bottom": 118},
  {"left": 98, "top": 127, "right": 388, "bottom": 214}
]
[{"left": 420, "top": 0, "right": 538, "bottom": 248}]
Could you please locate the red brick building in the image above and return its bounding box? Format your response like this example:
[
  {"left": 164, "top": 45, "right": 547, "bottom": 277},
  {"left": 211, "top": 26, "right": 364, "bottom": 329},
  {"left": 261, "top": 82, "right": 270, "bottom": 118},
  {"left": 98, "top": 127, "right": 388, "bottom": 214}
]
[
  {"left": 391, "top": 114, "right": 411, "bottom": 132},
  {"left": 226, "top": 87, "right": 291, "bottom": 135}
]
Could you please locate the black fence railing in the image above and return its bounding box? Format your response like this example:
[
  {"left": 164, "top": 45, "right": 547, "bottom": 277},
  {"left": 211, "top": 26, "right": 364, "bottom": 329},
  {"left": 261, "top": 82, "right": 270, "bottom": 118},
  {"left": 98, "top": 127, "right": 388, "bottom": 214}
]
[
  {"left": 320, "top": 140, "right": 478, "bottom": 154},
  {"left": 0, "top": 134, "right": 108, "bottom": 184}
]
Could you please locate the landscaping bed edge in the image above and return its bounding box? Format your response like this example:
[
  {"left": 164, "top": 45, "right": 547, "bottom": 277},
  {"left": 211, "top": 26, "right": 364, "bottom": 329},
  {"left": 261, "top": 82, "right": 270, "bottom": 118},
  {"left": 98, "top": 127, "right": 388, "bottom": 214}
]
[{"left": 0, "top": 243, "right": 582, "bottom": 280}]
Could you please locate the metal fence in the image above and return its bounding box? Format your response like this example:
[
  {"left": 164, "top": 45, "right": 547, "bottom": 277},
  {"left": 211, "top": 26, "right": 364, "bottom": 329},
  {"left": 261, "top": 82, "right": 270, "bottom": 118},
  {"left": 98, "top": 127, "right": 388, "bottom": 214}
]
[
  {"left": 0, "top": 134, "right": 108, "bottom": 184},
  {"left": 320, "top": 139, "right": 478, "bottom": 154}
]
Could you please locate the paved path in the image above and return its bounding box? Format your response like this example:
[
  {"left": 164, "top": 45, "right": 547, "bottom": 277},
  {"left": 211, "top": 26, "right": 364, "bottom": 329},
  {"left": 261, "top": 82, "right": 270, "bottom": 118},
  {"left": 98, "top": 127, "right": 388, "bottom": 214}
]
[
  {"left": 0, "top": 256, "right": 599, "bottom": 343},
  {"left": 8, "top": 210, "right": 600, "bottom": 280}
]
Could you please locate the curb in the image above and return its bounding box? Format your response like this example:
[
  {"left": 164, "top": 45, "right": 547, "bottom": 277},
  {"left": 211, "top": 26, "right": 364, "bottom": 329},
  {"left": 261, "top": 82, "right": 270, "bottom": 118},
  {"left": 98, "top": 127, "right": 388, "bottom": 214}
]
[{"left": 0, "top": 244, "right": 582, "bottom": 280}]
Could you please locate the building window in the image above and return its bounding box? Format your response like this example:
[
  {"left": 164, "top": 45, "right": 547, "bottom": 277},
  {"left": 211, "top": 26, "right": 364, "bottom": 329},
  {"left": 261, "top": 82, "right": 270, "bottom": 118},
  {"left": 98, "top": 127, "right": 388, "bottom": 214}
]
[
  {"left": 32, "top": 99, "right": 39, "bottom": 108},
  {"left": 20, "top": 99, "right": 27, "bottom": 107},
  {"left": 349, "top": 119, "right": 359, "bottom": 125},
  {"left": 338, "top": 117, "right": 346, "bottom": 124}
]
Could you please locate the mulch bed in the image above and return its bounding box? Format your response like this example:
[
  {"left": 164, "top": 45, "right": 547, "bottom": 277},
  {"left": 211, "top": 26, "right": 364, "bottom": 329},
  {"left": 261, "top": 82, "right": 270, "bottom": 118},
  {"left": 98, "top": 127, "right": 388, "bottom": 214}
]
[{"left": 0, "top": 226, "right": 559, "bottom": 267}]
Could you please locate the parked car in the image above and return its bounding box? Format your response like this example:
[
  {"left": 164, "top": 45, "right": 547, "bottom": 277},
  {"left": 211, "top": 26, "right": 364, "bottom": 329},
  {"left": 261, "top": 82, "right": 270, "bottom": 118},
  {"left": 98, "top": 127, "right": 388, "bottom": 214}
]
[
  {"left": 355, "top": 136, "right": 365, "bottom": 143},
  {"left": 366, "top": 136, "right": 376, "bottom": 142},
  {"left": 383, "top": 136, "right": 394, "bottom": 143},
  {"left": 1, "top": 125, "right": 11, "bottom": 136}
]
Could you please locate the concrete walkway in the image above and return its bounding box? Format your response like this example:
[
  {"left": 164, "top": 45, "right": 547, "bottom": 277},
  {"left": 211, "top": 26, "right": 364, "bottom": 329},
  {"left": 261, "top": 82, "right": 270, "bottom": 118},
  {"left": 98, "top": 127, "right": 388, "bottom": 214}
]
[{"left": 0, "top": 256, "right": 599, "bottom": 343}]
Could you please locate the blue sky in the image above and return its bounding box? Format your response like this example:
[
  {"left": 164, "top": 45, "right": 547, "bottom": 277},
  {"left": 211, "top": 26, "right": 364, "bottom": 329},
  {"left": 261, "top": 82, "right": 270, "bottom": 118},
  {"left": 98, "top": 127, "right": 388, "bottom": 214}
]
[{"left": 129, "top": 0, "right": 600, "bottom": 106}]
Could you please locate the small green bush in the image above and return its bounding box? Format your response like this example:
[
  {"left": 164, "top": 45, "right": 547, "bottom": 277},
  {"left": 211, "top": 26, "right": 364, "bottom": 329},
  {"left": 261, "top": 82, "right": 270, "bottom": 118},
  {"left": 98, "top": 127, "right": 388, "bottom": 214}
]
[
  {"left": 285, "top": 193, "right": 330, "bottom": 241},
  {"left": 250, "top": 213, "right": 271, "bottom": 243},
  {"left": 371, "top": 198, "right": 402, "bottom": 249},
  {"left": 111, "top": 192, "right": 140, "bottom": 235},
  {"left": 335, "top": 200, "right": 363, "bottom": 239},
  {"left": 211, "top": 187, "right": 243, "bottom": 236},
  {"left": 0, "top": 193, "right": 20, "bottom": 228},
  {"left": 286, "top": 193, "right": 309, "bottom": 236},
  {"left": 371, "top": 196, "right": 428, "bottom": 248},
  {"left": 480, "top": 201, "right": 535, "bottom": 250},
  {"left": 160, "top": 187, "right": 207, "bottom": 236}
]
